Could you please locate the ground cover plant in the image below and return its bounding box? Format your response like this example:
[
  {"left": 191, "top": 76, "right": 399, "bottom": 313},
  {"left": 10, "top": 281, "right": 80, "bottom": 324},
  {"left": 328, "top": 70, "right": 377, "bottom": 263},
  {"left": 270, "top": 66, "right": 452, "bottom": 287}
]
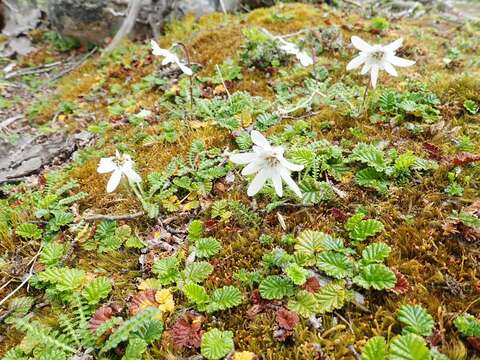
[{"left": 1, "top": 2, "right": 480, "bottom": 359}]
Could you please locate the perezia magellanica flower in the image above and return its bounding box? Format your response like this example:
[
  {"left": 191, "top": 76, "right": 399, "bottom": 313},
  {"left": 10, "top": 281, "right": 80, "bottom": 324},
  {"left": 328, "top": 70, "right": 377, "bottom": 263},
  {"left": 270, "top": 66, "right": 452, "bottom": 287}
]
[
  {"left": 230, "top": 131, "right": 304, "bottom": 198},
  {"left": 151, "top": 40, "right": 193, "bottom": 76},
  {"left": 97, "top": 151, "right": 142, "bottom": 193},
  {"left": 346, "top": 36, "right": 415, "bottom": 88}
]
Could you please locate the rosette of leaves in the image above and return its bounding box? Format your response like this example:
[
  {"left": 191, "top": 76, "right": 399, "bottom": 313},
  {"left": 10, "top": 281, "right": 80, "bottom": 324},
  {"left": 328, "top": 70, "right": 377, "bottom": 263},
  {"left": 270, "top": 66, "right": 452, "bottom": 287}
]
[
  {"left": 201, "top": 328, "right": 235, "bottom": 360},
  {"left": 240, "top": 28, "right": 289, "bottom": 70}
]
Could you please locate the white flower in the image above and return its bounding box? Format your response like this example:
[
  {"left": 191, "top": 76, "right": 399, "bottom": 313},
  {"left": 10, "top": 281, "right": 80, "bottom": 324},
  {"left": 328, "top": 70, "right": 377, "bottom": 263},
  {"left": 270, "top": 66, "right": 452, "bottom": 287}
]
[
  {"left": 230, "top": 130, "right": 304, "bottom": 198},
  {"left": 150, "top": 40, "right": 193, "bottom": 76},
  {"left": 279, "top": 40, "right": 314, "bottom": 67},
  {"left": 97, "top": 151, "right": 142, "bottom": 193},
  {"left": 346, "top": 36, "right": 415, "bottom": 88}
]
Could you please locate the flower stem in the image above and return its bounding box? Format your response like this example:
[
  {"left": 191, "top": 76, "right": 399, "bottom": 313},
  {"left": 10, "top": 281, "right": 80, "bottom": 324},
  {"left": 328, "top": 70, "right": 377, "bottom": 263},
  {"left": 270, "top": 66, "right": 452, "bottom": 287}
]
[{"left": 175, "top": 42, "right": 194, "bottom": 120}]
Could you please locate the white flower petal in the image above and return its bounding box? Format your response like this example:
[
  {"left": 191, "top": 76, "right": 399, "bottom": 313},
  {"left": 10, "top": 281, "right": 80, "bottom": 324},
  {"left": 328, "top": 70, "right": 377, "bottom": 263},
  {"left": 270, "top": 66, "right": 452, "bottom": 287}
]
[
  {"left": 279, "top": 167, "right": 302, "bottom": 198},
  {"left": 122, "top": 163, "right": 142, "bottom": 183},
  {"left": 230, "top": 152, "right": 257, "bottom": 164},
  {"left": 351, "top": 36, "right": 372, "bottom": 52},
  {"left": 241, "top": 160, "right": 264, "bottom": 176},
  {"left": 383, "top": 62, "right": 398, "bottom": 76},
  {"left": 162, "top": 56, "right": 174, "bottom": 66},
  {"left": 280, "top": 42, "right": 298, "bottom": 55},
  {"left": 151, "top": 40, "right": 171, "bottom": 57},
  {"left": 297, "top": 52, "right": 313, "bottom": 67},
  {"left": 370, "top": 64, "right": 379, "bottom": 88},
  {"left": 383, "top": 38, "right": 403, "bottom": 52},
  {"left": 247, "top": 169, "right": 270, "bottom": 196},
  {"left": 346, "top": 54, "right": 367, "bottom": 71},
  {"left": 106, "top": 169, "right": 122, "bottom": 193},
  {"left": 178, "top": 62, "right": 193, "bottom": 76},
  {"left": 278, "top": 156, "right": 304, "bottom": 172},
  {"left": 271, "top": 172, "right": 283, "bottom": 197},
  {"left": 361, "top": 61, "right": 372, "bottom": 75},
  {"left": 250, "top": 130, "right": 272, "bottom": 151},
  {"left": 388, "top": 55, "right": 415, "bottom": 67},
  {"left": 97, "top": 158, "right": 117, "bottom": 174}
]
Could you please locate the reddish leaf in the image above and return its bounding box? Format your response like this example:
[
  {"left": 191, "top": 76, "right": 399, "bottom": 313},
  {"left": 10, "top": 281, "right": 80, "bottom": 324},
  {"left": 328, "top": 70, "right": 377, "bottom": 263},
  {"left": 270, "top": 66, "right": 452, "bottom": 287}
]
[
  {"left": 330, "top": 208, "right": 348, "bottom": 223},
  {"left": 89, "top": 306, "right": 114, "bottom": 334},
  {"left": 427, "top": 330, "right": 443, "bottom": 347},
  {"left": 303, "top": 277, "right": 321, "bottom": 294},
  {"left": 172, "top": 312, "right": 204, "bottom": 349},
  {"left": 389, "top": 270, "right": 411, "bottom": 295},
  {"left": 246, "top": 304, "right": 264, "bottom": 319},
  {"left": 423, "top": 142, "right": 443, "bottom": 161},
  {"left": 276, "top": 308, "right": 299, "bottom": 331},
  {"left": 129, "top": 289, "right": 158, "bottom": 315},
  {"left": 451, "top": 153, "right": 480, "bottom": 166},
  {"left": 467, "top": 337, "right": 480, "bottom": 352}
]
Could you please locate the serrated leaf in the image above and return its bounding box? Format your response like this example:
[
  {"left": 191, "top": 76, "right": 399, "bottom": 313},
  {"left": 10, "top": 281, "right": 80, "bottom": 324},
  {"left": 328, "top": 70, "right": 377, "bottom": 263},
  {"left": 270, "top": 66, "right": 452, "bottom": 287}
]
[
  {"left": 152, "top": 256, "right": 180, "bottom": 285},
  {"left": 39, "top": 243, "right": 65, "bottom": 267},
  {"left": 183, "top": 261, "right": 213, "bottom": 283},
  {"left": 361, "top": 336, "right": 387, "bottom": 360},
  {"left": 397, "top": 304, "right": 434, "bottom": 337},
  {"left": 314, "top": 280, "right": 349, "bottom": 314},
  {"left": 316, "top": 251, "right": 353, "bottom": 279},
  {"left": 387, "top": 334, "right": 430, "bottom": 360},
  {"left": 453, "top": 313, "right": 480, "bottom": 337},
  {"left": 206, "top": 286, "right": 243, "bottom": 313},
  {"left": 182, "top": 283, "right": 210, "bottom": 305},
  {"left": 259, "top": 275, "right": 294, "bottom": 300},
  {"left": 361, "top": 243, "right": 391, "bottom": 264},
  {"left": 353, "top": 264, "right": 396, "bottom": 290},
  {"left": 288, "top": 290, "right": 317, "bottom": 318},
  {"left": 294, "top": 230, "right": 333, "bottom": 263},
  {"left": 285, "top": 263, "right": 309, "bottom": 285},
  {"left": 356, "top": 168, "right": 389, "bottom": 194},
  {"left": 188, "top": 220, "right": 203, "bottom": 240},
  {"left": 122, "top": 337, "right": 147, "bottom": 360},
  {"left": 16, "top": 223, "right": 42, "bottom": 240},
  {"left": 345, "top": 214, "right": 384, "bottom": 242},
  {"left": 201, "top": 329, "right": 234, "bottom": 360},
  {"left": 82, "top": 276, "right": 112, "bottom": 305},
  {"left": 350, "top": 143, "right": 388, "bottom": 172},
  {"left": 194, "top": 237, "right": 221, "bottom": 258},
  {"left": 300, "top": 177, "right": 336, "bottom": 204}
]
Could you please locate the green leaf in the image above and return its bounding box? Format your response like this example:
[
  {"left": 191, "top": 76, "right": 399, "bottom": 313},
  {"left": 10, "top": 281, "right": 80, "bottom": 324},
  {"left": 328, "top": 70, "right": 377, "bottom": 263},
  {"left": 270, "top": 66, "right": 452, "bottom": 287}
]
[
  {"left": 387, "top": 334, "right": 429, "bottom": 360},
  {"left": 134, "top": 319, "right": 164, "bottom": 344},
  {"left": 345, "top": 214, "right": 384, "bottom": 242},
  {"left": 188, "top": 220, "right": 203, "bottom": 240},
  {"left": 183, "top": 261, "right": 214, "bottom": 283},
  {"left": 397, "top": 304, "right": 434, "bottom": 337},
  {"left": 285, "top": 263, "right": 309, "bottom": 285},
  {"left": 16, "top": 223, "right": 42, "bottom": 240},
  {"left": 201, "top": 329, "right": 234, "bottom": 360},
  {"left": 361, "top": 243, "right": 391, "bottom": 264},
  {"left": 453, "top": 313, "right": 480, "bottom": 337},
  {"left": 294, "top": 230, "right": 334, "bottom": 264},
  {"left": 259, "top": 275, "right": 294, "bottom": 300},
  {"left": 37, "top": 267, "right": 86, "bottom": 292},
  {"left": 207, "top": 286, "right": 243, "bottom": 313},
  {"left": 194, "top": 237, "right": 221, "bottom": 258},
  {"left": 350, "top": 143, "right": 388, "bottom": 172},
  {"left": 300, "top": 177, "right": 336, "bottom": 204},
  {"left": 82, "top": 277, "right": 112, "bottom": 305},
  {"left": 288, "top": 290, "right": 317, "bottom": 318},
  {"left": 122, "top": 337, "right": 147, "bottom": 360},
  {"left": 314, "top": 280, "right": 349, "bottom": 314},
  {"left": 182, "top": 282, "right": 210, "bottom": 305},
  {"left": 40, "top": 243, "right": 65, "bottom": 267},
  {"left": 152, "top": 256, "right": 180, "bottom": 285},
  {"left": 353, "top": 264, "right": 396, "bottom": 290},
  {"left": 356, "top": 168, "right": 389, "bottom": 194},
  {"left": 361, "top": 336, "right": 387, "bottom": 360},
  {"left": 316, "top": 251, "right": 353, "bottom": 279}
]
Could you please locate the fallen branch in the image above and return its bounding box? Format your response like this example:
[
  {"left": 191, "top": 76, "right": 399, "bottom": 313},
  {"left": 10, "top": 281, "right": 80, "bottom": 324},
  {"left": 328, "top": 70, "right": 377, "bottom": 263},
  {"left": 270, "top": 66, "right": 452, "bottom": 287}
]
[
  {"left": 5, "top": 61, "right": 62, "bottom": 80},
  {"left": 44, "top": 47, "right": 98, "bottom": 86},
  {"left": 84, "top": 211, "right": 144, "bottom": 222}
]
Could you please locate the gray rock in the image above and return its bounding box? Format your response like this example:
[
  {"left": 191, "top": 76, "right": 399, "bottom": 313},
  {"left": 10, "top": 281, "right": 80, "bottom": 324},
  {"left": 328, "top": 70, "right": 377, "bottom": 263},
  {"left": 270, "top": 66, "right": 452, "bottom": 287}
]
[
  {"left": 44, "top": 0, "right": 243, "bottom": 46},
  {"left": 0, "top": 131, "right": 93, "bottom": 184}
]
